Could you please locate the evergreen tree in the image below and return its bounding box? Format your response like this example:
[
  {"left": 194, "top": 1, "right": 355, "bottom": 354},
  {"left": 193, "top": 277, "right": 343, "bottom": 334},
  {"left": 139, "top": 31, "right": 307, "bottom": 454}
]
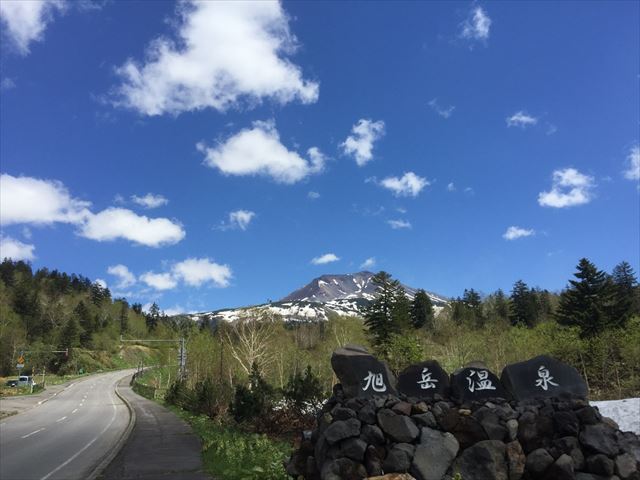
[
  {"left": 363, "top": 271, "right": 404, "bottom": 350},
  {"left": 509, "top": 280, "right": 536, "bottom": 327},
  {"left": 610, "top": 261, "right": 638, "bottom": 325},
  {"left": 410, "top": 289, "right": 434, "bottom": 329},
  {"left": 146, "top": 302, "right": 161, "bottom": 331},
  {"left": 556, "top": 258, "right": 615, "bottom": 337},
  {"left": 74, "top": 300, "right": 93, "bottom": 347},
  {"left": 462, "top": 288, "right": 484, "bottom": 327},
  {"left": 59, "top": 317, "right": 80, "bottom": 350},
  {"left": 392, "top": 287, "right": 412, "bottom": 330},
  {"left": 131, "top": 303, "right": 143, "bottom": 315},
  {"left": 492, "top": 289, "right": 510, "bottom": 321},
  {"left": 119, "top": 301, "right": 129, "bottom": 335}
]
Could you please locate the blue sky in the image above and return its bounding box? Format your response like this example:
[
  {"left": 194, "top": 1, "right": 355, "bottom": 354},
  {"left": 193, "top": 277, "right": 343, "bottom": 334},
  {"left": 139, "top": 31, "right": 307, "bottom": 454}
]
[{"left": 1, "top": 0, "right": 638, "bottom": 314}]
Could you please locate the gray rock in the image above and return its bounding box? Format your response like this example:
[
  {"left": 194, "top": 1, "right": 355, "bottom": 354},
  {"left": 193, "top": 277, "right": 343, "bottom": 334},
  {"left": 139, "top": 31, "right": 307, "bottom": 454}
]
[
  {"left": 554, "top": 410, "right": 580, "bottom": 437},
  {"left": 576, "top": 406, "right": 601, "bottom": 425},
  {"left": 382, "top": 443, "right": 415, "bottom": 473},
  {"left": 505, "top": 440, "right": 525, "bottom": 480},
  {"left": 377, "top": 408, "right": 419, "bottom": 443},
  {"left": 411, "top": 412, "right": 438, "bottom": 429},
  {"left": 361, "top": 424, "right": 385, "bottom": 445},
  {"left": 507, "top": 419, "right": 519, "bottom": 441},
  {"left": 586, "top": 454, "right": 615, "bottom": 476},
  {"left": 580, "top": 424, "right": 619, "bottom": 457},
  {"left": 364, "top": 445, "right": 383, "bottom": 477},
  {"left": 320, "top": 457, "right": 367, "bottom": 480},
  {"left": 544, "top": 453, "right": 575, "bottom": 480},
  {"left": 615, "top": 453, "right": 638, "bottom": 479},
  {"left": 392, "top": 401, "right": 413, "bottom": 416},
  {"left": 452, "top": 440, "right": 508, "bottom": 480},
  {"left": 332, "top": 406, "right": 357, "bottom": 421},
  {"left": 324, "top": 418, "right": 361, "bottom": 445},
  {"left": 331, "top": 345, "right": 397, "bottom": 398},
  {"left": 341, "top": 437, "right": 367, "bottom": 462},
  {"left": 525, "top": 448, "right": 554, "bottom": 475},
  {"left": 411, "top": 428, "right": 459, "bottom": 480},
  {"left": 358, "top": 404, "right": 377, "bottom": 424}
]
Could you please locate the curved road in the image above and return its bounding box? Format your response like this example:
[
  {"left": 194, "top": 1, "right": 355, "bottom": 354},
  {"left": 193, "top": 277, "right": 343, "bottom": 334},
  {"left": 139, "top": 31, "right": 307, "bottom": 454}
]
[{"left": 0, "top": 370, "right": 134, "bottom": 480}]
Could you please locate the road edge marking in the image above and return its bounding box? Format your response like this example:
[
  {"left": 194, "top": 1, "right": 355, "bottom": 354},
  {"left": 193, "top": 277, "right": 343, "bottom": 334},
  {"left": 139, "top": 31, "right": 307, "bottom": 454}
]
[{"left": 86, "top": 373, "right": 137, "bottom": 480}]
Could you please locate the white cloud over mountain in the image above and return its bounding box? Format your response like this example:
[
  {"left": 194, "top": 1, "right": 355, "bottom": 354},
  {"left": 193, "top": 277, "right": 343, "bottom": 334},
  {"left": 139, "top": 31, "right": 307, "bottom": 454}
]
[
  {"left": 107, "top": 264, "right": 137, "bottom": 289},
  {"left": 198, "top": 120, "right": 324, "bottom": 184},
  {"left": 172, "top": 258, "right": 232, "bottom": 287},
  {"left": 131, "top": 193, "right": 169, "bottom": 209},
  {"left": 114, "top": 0, "right": 318, "bottom": 116},
  {"left": 0, "top": 0, "right": 65, "bottom": 55},
  {"left": 341, "top": 119, "right": 385, "bottom": 166},
  {"left": 311, "top": 253, "right": 340, "bottom": 265},
  {"left": 0, "top": 235, "right": 35, "bottom": 261},
  {"left": 538, "top": 168, "right": 595, "bottom": 208},
  {"left": 503, "top": 226, "right": 535, "bottom": 240},
  {"left": 140, "top": 271, "right": 178, "bottom": 291},
  {"left": 380, "top": 172, "right": 429, "bottom": 197},
  {"left": 1, "top": 174, "right": 185, "bottom": 247},
  {"left": 624, "top": 145, "right": 640, "bottom": 181}
]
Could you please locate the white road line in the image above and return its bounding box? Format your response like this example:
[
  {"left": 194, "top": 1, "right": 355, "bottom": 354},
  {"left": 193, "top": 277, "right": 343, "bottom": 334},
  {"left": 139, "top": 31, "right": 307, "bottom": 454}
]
[
  {"left": 56, "top": 416, "right": 67, "bottom": 423},
  {"left": 72, "top": 408, "right": 78, "bottom": 414},
  {"left": 40, "top": 385, "right": 118, "bottom": 480},
  {"left": 22, "top": 428, "right": 45, "bottom": 439}
]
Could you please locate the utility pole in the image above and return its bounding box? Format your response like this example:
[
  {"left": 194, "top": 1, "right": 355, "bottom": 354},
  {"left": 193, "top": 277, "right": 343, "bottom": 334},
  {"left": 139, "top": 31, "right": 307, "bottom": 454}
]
[{"left": 119, "top": 336, "right": 187, "bottom": 379}]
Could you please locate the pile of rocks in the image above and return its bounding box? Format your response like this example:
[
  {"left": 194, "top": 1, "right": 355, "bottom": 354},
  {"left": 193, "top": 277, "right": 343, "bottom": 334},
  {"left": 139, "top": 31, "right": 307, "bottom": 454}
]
[{"left": 286, "top": 346, "right": 640, "bottom": 480}]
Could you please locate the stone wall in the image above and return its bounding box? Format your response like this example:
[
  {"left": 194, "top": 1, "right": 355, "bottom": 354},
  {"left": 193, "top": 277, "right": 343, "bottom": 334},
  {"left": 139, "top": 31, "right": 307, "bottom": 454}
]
[{"left": 286, "top": 347, "right": 640, "bottom": 480}]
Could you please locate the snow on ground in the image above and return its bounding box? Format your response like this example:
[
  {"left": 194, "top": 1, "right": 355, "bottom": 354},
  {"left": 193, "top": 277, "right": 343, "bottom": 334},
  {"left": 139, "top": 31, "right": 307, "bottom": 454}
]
[{"left": 591, "top": 398, "right": 640, "bottom": 434}]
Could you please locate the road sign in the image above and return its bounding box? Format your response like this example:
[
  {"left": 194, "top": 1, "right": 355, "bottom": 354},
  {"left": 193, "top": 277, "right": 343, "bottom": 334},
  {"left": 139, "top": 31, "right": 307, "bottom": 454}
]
[
  {"left": 17, "top": 355, "right": 25, "bottom": 364},
  {"left": 16, "top": 363, "right": 24, "bottom": 369}
]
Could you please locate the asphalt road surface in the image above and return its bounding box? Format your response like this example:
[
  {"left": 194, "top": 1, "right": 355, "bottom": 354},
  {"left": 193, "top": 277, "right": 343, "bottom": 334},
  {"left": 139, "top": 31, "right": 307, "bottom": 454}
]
[{"left": 0, "top": 370, "right": 134, "bottom": 480}]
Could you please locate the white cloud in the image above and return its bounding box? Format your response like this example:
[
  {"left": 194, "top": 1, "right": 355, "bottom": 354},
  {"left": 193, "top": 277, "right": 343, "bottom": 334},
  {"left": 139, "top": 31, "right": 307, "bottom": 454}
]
[
  {"left": 0, "top": 235, "right": 35, "bottom": 261},
  {"left": 1, "top": 77, "right": 16, "bottom": 90},
  {"left": 506, "top": 111, "right": 538, "bottom": 128},
  {"left": 113, "top": 1, "right": 318, "bottom": 116},
  {"left": 308, "top": 191, "right": 320, "bottom": 199},
  {"left": 503, "top": 226, "right": 535, "bottom": 241},
  {"left": 0, "top": 0, "right": 65, "bottom": 55},
  {"left": 311, "top": 253, "right": 339, "bottom": 265},
  {"left": 172, "top": 257, "right": 232, "bottom": 287},
  {"left": 380, "top": 172, "right": 429, "bottom": 197},
  {"left": 428, "top": 98, "right": 455, "bottom": 119},
  {"left": 0, "top": 174, "right": 90, "bottom": 226},
  {"left": 623, "top": 145, "right": 640, "bottom": 181},
  {"left": 360, "top": 257, "right": 376, "bottom": 270},
  {"left": 131, "top": 193, "right": 169, "bottom": 209},
  {"left": 107, "top": 264, "right": 136, "bottom": 289},
  {"left": 80, "top": 208, "right": 185, "bottom": 247},
  {"left": 460, "top": 5, "right": 491, "bottom": 42},
  {"left": 447, "top": 182, "right": 456, "bottom": 192},
  {"left": 198, "top": 120, "right": 324, "bottom": 184},
  {"left": 218, "top": 209, "right": 255, "bottom": 231},
  {"left": 341, "top": 119, "right": 385, "bottom": 166},
  {"left": 140, "top": 271, "right": 178, "bottom": 291},
  {"left": 464, "top": 187, "right": 475, "bottom": 195},
  {"left": 95, "top": 278, "right": 108, "bottom": 289},
  {"left": 388, "top": 219, "right": 412, "bottom": 229},
  {"left": 538, "top": 168, "right": 595, "bottom": 208}
]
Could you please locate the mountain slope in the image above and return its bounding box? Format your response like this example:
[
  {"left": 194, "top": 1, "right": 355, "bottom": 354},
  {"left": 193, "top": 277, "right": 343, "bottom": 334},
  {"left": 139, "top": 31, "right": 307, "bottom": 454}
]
[{"left": 185, "top": 271, "right": 448, "bottom": 324}]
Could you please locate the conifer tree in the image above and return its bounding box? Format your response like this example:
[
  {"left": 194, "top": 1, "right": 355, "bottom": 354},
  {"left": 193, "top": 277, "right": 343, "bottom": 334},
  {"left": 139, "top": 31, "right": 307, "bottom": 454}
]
[
  {"left": 119, "top": 301, "right": 129, "bottom": 335},
  {"left": 462, "top": 288, "right": 484, "bottom": 327},
  {"left": 410, "top": 289, "right": 434, "bottom": 329},
  {"left": 509, "top": 280, "right": 536, "bottom": 327},
  {"left": 146, "top": 302, "right": 161, "bottom": 331},
  {"left": 363, "top": 271, "right": 404, "bottom": 350},
  {"left": 74, "top": 300, "right": 93, "bottom": 347},
  {"left": 59, "top": 317, "right": 80, "bottom": 350},
  {"left": 556, "top": 258, "right": 614, "bottom": 337}
]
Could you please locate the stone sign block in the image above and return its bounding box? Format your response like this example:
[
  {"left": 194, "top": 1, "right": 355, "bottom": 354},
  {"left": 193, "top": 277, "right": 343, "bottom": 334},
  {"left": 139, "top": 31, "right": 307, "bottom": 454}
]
[
  {"left": 397, "top": 360, "right": 450, "bottom": 399},
  {"left": 331, "top": 345, "right": 397, "bottom": 398},
  {"left": 450, "top": 367, "right": 508, "bottom": 403},
  {"left": 500, "top": 355, "right": 588, "bottom": 401}
]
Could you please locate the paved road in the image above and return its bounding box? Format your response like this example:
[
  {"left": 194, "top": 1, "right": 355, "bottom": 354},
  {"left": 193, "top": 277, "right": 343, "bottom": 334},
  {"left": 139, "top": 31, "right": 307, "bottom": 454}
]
[
  {"left": 102, "top": 377, "right": 211, "bottom": 480},
  {"left": 0, "top": 369, "right": 135, "bottom": 480}
]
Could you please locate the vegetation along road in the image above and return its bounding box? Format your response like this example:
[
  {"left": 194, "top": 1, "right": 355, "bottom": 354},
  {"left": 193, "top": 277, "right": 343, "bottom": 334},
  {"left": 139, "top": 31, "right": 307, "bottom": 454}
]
[{"left": 0, "top": 369, "right": 135, "bottom": 480}]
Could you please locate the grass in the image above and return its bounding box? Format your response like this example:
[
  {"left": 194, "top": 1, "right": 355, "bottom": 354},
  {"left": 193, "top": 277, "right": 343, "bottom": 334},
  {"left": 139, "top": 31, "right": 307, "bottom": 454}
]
[{"left": 168, "top": 406, "right": 291, "bottom": 480}]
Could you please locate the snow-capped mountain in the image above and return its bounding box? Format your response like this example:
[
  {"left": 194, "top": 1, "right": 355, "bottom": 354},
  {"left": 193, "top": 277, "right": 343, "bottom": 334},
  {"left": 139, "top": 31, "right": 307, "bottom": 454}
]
[{"left": 184, "top": 271, "right": 448, "bottom": 324}]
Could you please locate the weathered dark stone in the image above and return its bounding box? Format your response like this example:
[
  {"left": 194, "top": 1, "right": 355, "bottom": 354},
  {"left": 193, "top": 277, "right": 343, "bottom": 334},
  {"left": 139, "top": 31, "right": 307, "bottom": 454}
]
[
  {"left": 391, "top": 401, "right": 413, "bottom": 416},
  {"left": 360, "top": 424, "right": 385, "bottom": 445},
  {"left": 411, "top": 402, "right": 429, "bottom": 414},
  {"left": 341, "top": 438, "right": 368, "bottom": 462},
  {"left": 576, "top": 406, "right": 602, "bottom": 425},
  {"left": 580, "top": 424, "right": 620, "bottom": 457},
  {"left": 364, "top": 445, "right": 383, "bottom": 477},
  {"left": 586, "top": 454, "right": 615, "bottom": 476},
  {"left": 500, "top": 355, "right": 588, "bottom": 401},
  {"left": 450, "top": 367, "right": 508, "bottom": 403},
  {"left": 553, "top": 436, "right": 585, "bottom": 471},
  {"left": 324, "top": 418, "right": 361, "bottom": 445},
  {"left": 397, "top": 360, "right": 450, "bottom": 399},
  {"left": 411, "top": 412, "right": 438, "bottom": 429},
  {"left": 517, "top": 411, "right": 554, "bottom": 453},
  {"left": 453, "top": 440, "right": 508, "bottom": 480},
  {"left": 554, "top": 410, "right": 580, "bottom": 437},
  {"left": 377, "top": 409, "right": 419, "bottom": 443},
  {"left": 475, "top": 407, "right": 508, "bottom": 441},
  {"left": 382, "top": 443, "right": 414, "bottom": 473},
  {"left": 506, "top": 440, "right": 526, "bottom": 480},
  {"left": 410, "top": 427, "right": 459, "bottom": 480},
  {"left": 435, "top": 405, "right": 459, "bottom": 431},
  {"left": 544, "top": 453, "right": 575, "bottom": 480},
  {"left": 615, "top": 453, "right": 639, "bottom": 479},
  {"left": 320, "top": 457, "right": 367, "bottom": 480},
  {"left": 331, "top": 345, "right": 397, "bottom": 398},
  {"left": 617, "top": 431, "right": 640, "bottom": 463},
  {"left": 452, "top": 414, "right": 489, "bottom": 449},
  {"left": 358, "top": 404, "right": 377, "bottom": 424},
  {"left": 332, "top": 406, "right": 357, "bottom": 421},
  {"left": 507, "top": 419, "right": 519, "bottom": 441},
  {"left": 526, "top": 448, "right": 554, "bottom": 476}
]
